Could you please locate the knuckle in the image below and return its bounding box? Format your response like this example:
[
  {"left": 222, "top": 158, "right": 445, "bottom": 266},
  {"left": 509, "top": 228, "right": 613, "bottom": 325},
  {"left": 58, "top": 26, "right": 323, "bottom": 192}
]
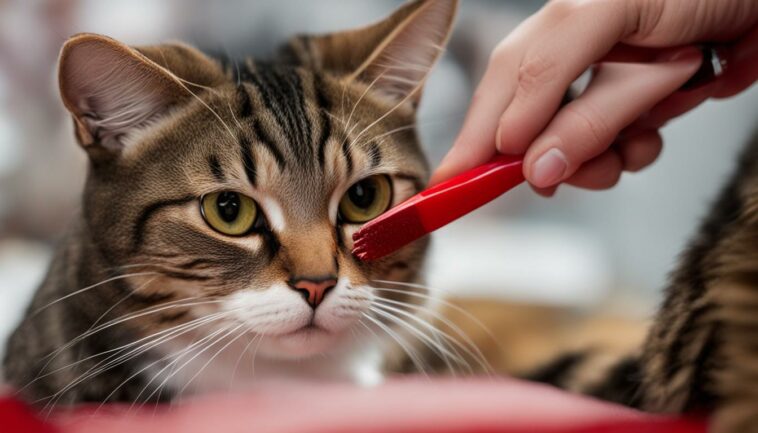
[
  {"left": 562, "top": 103, "right": 614, "bottom": 157},
  {"left": 630, "top": 0, "right": 666, "bottom": 40},
  {"left": 544, "top": 0, "right": 581, "bottom": 20},
  {"left": 516, "top": 52, "right": 559, "bottom": 97}
]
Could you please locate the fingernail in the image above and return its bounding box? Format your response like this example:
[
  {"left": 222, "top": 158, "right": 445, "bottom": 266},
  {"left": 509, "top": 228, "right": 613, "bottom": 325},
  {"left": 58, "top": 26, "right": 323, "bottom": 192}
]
[{"left": 532, "top": 147, "right": 568, "bottom": 187}]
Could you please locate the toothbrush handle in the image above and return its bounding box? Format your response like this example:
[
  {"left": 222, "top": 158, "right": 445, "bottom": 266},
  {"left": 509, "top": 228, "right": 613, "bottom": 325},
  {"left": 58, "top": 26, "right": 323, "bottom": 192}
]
[{"left": 415, "top": 155, "right": 524, "bottom": 232}]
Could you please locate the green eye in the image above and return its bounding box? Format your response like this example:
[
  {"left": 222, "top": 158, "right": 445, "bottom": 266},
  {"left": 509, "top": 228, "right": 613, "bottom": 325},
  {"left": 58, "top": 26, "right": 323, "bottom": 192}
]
[
  {"left": 201, "top": 191, "right": 258, "bottom": 236},
  {"left": 339, "top": 175, "right": 392, "bottom": 223}
]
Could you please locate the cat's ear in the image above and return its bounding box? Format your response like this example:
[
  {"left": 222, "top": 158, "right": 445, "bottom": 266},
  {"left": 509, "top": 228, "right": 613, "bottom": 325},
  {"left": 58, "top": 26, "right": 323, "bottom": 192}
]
[
  {"left": 58, "top": 33, "right": 225, "bottom": 154},
  {"left": 305, "top": 0, "right": 458, "bottom": 105}
]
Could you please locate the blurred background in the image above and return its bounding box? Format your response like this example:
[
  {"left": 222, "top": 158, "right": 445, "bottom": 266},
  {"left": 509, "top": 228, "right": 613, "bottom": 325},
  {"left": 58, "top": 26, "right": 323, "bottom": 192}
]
[{"left": 0, "top": 0, "right": 756, "bottom": 358}]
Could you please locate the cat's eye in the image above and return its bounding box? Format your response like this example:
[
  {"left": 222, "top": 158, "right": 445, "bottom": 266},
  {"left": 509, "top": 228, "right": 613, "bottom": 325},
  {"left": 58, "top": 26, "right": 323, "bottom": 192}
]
[
  {"left": 339, "top": 175, "right": 392, "bottom": 224},
  {"left": 200, "top": 191, "right": 258, "bottom": 236}
]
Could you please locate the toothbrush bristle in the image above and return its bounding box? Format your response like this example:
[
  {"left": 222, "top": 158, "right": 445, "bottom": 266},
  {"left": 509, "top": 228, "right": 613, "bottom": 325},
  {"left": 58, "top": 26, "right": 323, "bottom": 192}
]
[{"left": 351, "top": 206, "right": 426, "bottom": 261}]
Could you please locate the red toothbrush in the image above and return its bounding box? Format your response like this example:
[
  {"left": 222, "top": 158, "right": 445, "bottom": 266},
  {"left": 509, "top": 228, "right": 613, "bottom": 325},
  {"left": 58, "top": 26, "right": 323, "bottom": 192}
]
[
  {"left": 352, "top": 43, "right": 732, "bottom": 261},
  {"left": 353, "top": 44, "right": 731, "bottom": 261},
  {"left": 352, "top": 155, "right": 524, "bottom": 261}
]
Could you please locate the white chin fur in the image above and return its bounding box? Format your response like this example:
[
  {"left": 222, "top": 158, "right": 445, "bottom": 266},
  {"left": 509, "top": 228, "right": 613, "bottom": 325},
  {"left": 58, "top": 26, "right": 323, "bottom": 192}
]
[
  {"left": 221, "top": 279, "right": 373, "bottom": 359},
  {"left": 150, "top": 281, "right": 380, "bottom": 397}
]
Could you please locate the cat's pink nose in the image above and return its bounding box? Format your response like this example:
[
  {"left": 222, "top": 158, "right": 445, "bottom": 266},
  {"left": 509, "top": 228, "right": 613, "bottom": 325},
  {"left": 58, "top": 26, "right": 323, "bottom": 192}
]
[{"left": 290, "top": 277, "right": 337, "bottom": 309}]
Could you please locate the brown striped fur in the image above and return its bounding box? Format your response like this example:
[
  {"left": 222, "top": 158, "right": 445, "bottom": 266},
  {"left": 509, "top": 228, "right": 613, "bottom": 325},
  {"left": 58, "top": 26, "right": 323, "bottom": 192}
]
[
  {"left": 4, "top": 2, "right": 756, "bottom": 430},
  {"left": 4, "top": 0, "right": 458, "bottom": 405}
]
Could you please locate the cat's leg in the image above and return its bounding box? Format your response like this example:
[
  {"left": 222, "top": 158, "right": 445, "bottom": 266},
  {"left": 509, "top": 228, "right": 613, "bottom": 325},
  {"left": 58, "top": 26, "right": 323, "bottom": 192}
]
[
  {"left": 702, "top": 277, "right": 758, "bottom": 433},
  {"left": 640, "top": 272, "right": 758, "bottom": 432},
  {"left": 638, "top": 135, "right": 758, "bottom": 432}
]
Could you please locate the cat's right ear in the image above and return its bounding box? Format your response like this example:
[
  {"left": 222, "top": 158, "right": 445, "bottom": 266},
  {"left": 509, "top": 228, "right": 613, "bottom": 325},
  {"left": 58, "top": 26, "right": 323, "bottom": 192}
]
[
  {"left": 58, "top": 33, "right": 223, "bottom": 157},
  {"left": 302, "top": 0, "right": 458, "bottom": 106}
]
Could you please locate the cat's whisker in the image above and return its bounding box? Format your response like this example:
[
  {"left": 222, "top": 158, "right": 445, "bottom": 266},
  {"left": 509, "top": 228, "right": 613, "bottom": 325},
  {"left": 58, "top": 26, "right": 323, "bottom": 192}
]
[
  {"left": 349, "top": 113, "right": 466, "bottom": 155},
  {"left": 83, "top": 309, "right": 235, "bottom": 377},
  {"left": 175, "top": 81, "right": 237, "bottom": 146},
  {"left": 360, "top": 313, "right": 428, "bottom": 377},
  {"left": 229, "top": 332, "right": 259, "bottom": 390},
  {"left": 85, "top": 277, "right": 157, "bottom": 336},
  {"left": 103, "top": 263, "right": 160, "bottom": 272},
  {"left": 31, "top": 271, "right": 159, "bottom": 317},
  {"left": 371, "top": 280, "right": 501, "bottom": 344},
  {"left": 41, "top": 314, "right": 224, "bottom": 411},
  {"left": 340, "top": 72, "right": 387, "bottom": 153},
  {"left": 35, "top": 296, "right": 217, "bottom": 369},
  {"left": 371, "top": 297, "right": 490, "bottom": 376},
  {"left": 347, "top": 63, "right": 435, "bottom": 149},
  {"left": 68, "top": 312, "right": 241, "bottom": 416},
  {"left": 370, "top": 288, "right": 496, "bottom": 375},
  {"left": 19, "top": 303, "right": 214, "bottom": 397},
  {"left": 39, "top": 310, "right": 235, "bottom": 412},
  {"left": 138, "top": 325, "right": 236, "bottom": 415},
  {"left": 22, "top": 278, "right": 163, "bottom": 391},
  {"left": 370, "top": 299, "right": 475, "bottom": 374},
  {"left": 368, "top": 305, "right": 467, "bottom": 375},
  {"left": 172, "top": 324, "right": 248, "bottom": 400},
  {"left": 150, "top": 47, "right": 239, "bottom": 148},
  {"left": 129, "top": 323, "right": 243, "bottom": 414},
  {"left": 139, "top": 322, "right": 250, "bottom": 412},
  {"left": 249, "top": 330, "right": 265, "bottom": 379},
  {"left": 117, "top": 323, "right": 240, "bottom": 416},
  {"left": 375, "top": 297, "right": 495, "bottom": 376}
]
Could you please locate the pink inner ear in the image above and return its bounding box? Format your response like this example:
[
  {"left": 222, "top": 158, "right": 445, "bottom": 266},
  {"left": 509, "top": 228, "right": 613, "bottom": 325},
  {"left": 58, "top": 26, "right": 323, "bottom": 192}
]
[
  {"left": 357, "top": 0, "right": 457, "bottom": 102},
  {"left": 59, "top": 37, "right": 183, "bottom": 150}
]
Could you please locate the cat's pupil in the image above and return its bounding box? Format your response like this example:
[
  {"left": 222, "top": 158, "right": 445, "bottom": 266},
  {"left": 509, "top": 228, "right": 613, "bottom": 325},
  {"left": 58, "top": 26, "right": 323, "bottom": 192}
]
[
  {"left": 348, "top": 180, "right": 376, "bottom": 209},
  {"left": 216, "top": 192, "right": 241, "bottom": 222}
]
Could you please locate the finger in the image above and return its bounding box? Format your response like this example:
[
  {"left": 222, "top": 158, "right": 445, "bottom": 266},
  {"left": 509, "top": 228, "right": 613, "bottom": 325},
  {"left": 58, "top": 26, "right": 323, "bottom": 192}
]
[
  {"left": 431, "top": 55, "right": 516, "bottom": 185},
  {"left": 497, "top": 0, "right": 757, "bottom": 156},
  {"left": 495, "top": 0, "right": 633, "bottom": 155},
  {"left": 523, "top": 48, "right": 702, "bottom": 188},
  {"left": 564, "top": 150, "right": 623, "bottom": 190},
  {"left": 530, "top": 184, "right": 558, "bottom": 197},
  {"left": 630, "top": 82, "right": 716, "bottom": 131},
  {"left": 601, "top": 44, "right": 662, "bottom": 63},
  {"left": 626, "top": 25, "right": 758, "bottom": 130},
  {"left": 624, "top": 0, "right": 758, "bottom": 46},
  {"left": 713, "top": 24, "right": 758, "bottom": 98},
  {"left": 616, "top": 130, "right": 663, "bottom": 172}
]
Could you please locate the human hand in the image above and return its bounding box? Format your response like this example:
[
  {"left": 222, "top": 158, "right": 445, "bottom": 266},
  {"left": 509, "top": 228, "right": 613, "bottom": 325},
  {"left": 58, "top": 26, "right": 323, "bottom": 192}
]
[{"left": 432, "top": 0, "right": 758, "bottom": 195}]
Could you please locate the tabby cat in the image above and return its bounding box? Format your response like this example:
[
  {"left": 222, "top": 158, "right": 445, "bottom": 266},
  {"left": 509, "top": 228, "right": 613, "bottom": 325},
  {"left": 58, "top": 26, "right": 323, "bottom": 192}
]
[
  {"left": 4, "top": 0, "right": 456, "bottom": 406},
  {"left": 4, "top": 1, "right": 757, "bottom": 432}
]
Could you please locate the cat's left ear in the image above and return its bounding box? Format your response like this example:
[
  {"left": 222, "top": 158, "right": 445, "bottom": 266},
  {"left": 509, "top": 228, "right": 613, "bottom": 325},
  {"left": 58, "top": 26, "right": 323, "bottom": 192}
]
[
  {"left": 303, "top": 0, "right": 458, "bottom": 106},
  {"left": 58, "top": 33, "right": 225, "bottom": 155}
]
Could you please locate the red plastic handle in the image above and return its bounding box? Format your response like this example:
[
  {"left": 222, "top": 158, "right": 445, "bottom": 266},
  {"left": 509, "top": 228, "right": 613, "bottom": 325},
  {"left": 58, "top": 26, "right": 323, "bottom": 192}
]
[{"left": 415, "top": 154, "right": 524, "bottom": 232}]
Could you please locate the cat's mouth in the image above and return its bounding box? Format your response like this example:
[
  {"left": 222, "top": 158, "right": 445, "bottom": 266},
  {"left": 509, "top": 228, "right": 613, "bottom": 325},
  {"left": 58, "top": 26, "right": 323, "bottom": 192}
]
[{"left": 282, "top": 324, "right": 329, "bottom": 338}]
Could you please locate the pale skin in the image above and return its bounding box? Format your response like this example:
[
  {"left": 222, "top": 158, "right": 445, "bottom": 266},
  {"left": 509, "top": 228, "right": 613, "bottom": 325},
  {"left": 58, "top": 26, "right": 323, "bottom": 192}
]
[{"left": 432, "top": 0, "right": 758, "bottom": 195}]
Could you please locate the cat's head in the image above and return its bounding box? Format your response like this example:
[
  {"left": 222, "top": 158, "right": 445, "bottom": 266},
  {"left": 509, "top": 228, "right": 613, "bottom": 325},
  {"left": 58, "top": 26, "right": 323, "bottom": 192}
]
[{"left": 59, "top": 0, "right": 458, "bottom": 359}]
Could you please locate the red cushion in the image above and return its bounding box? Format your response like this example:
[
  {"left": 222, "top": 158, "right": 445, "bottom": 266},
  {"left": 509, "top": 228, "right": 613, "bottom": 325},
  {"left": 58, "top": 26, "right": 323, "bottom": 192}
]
[{"left": 3, "top": 378, "right": 707, "bottom": 433}]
